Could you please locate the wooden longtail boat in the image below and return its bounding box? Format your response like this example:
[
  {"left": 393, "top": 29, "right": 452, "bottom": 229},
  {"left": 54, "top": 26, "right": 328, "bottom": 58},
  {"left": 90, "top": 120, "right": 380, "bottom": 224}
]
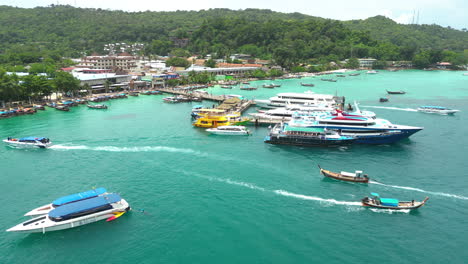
[
  {"left": 362, "top": 193, "right": 429, "bottom": 210},
  {"left": 386, "top": 90, "right": 406, "bottom": 94},
  {"left": 318, "top": 165, "right": 369, "bottom": 183}
]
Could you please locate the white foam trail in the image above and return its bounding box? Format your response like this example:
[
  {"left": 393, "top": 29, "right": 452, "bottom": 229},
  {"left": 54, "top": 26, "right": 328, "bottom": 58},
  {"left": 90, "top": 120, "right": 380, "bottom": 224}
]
[
  {"left": 369, "top": 208, "right": 410, "bottom": 214},
  {"left": 199, "top": 175, "right": 266, "bottom": 192},
  {"left": 370, "top": 181, "right": 468, "bottom": 200},
  {"left": 361, "top": 106, "right": 418, "bottom": 112},
  {"left": 49, "top": 145, "right": 89, "bottom": 150},
  {"left": 50, "top": 145, "right": 201, "bottom": 155},
  {"left": 274, "top": 190, "right": 362, "bottom": 206}
]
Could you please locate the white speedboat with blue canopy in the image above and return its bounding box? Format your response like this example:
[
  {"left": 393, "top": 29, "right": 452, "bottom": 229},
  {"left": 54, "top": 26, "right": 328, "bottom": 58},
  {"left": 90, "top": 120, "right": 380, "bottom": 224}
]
[
  {"left": 24, "top": 187, "right": 108, "bottom": 216},
  {"left": 3, "top": 136, "right": 52, "bottom": 148},
  {"left": 7, "top": 193, "right": 130, "bottom": 233},
  {"left": 417, "top": 106, "right": 459, "bottom": 115}
]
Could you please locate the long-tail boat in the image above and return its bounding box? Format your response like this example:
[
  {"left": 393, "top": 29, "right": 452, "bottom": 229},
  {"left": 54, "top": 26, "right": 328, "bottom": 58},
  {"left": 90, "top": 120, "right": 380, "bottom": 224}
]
[{"left": 318, "top": 165, "right": 369, "bottom": 183}]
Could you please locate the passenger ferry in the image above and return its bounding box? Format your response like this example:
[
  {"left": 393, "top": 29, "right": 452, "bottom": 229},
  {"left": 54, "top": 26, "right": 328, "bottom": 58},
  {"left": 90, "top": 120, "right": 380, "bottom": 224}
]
[
  {"left": 206, "top": 126, "right": 250, "bottom": 135},
  {"left": 7, "top": 193, "right": 130, "bottom": 233},
  {"left": 264, "top": 124, "right": 356, "bottom": 147},
  {"left": 288, "top": 114, "right": 423, "bottom": 144},
  {"left": 3, "top": 137, "right": 52, "bottom": 148},
  {"left": 417, "top": 106, "right": 459, "bottom": 115},
  {"left": 254, "top": 92, "right": 336, "bottom": 109}
]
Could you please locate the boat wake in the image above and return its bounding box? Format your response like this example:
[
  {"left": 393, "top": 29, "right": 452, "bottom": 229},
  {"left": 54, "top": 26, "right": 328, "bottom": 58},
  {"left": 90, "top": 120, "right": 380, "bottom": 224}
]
[
  {"left": 370, "top": 181, "right": 468, "bottom": 200},
  {"left": 274, "top": 190, "right": 362, "bottom": 206},
  {"left": 50, "top": 145, "right": 202, "bottom": 155},
  {"left": 369, "top": 208, "right": 410, "bottom": 214},
  {"left": 361, "top": 106, "right": 418, "bottom": 112}
]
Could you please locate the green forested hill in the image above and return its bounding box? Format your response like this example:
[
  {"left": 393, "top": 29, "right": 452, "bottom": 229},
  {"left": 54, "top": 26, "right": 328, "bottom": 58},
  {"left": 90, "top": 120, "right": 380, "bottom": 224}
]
[
  {"left": 0, "top": 5, "right": 466, "bottom": 68},
  {"left": 344, "top": 16, "right": 468, "bottom": 51}
]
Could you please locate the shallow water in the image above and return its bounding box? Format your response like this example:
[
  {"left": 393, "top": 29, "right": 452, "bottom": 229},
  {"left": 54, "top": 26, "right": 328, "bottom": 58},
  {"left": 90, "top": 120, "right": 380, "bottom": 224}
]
[{"left": 1, "top": 70, "right": 467, "bottom": 263}]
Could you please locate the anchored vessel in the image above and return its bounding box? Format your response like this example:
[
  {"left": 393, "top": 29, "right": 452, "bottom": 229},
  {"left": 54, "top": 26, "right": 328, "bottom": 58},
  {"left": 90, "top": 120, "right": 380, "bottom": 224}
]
[
  {"left": 255, "top": 92, "right": 336, "bottom": 109},
  {"left": 24, "top": 188, "right": 108, "bottom": 216},
  {"left": 7, "top": 193, "right": 130, "bottom": 233},
  {"left": 386, "top": 90, "right": 406, "bottom": 94},
  {"left": 3, "top": 137, "right": 52, "bottom": 148},
  {"left": 206, "top": 126, "right": 250, "bottom": 135},
  {"left": 264, "top": 123, "right": 356, "bottom": 147},
  {"left": 318, "top": 165, "right": 369, "bottom": 183},
  {"left": 362, "top": 193, "right": 429, "bottom": 210},
  {"left": 87, "top": 104, "right": 108, "bottom": 109}
]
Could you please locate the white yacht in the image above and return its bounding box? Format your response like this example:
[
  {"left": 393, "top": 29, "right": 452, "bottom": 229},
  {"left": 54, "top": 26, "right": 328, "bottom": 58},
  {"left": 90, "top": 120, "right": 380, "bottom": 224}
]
[
  {"left": 254, "top": 92, "right": 336, "bottom": 109},
  {"left": 366, "top": 70, "right": 378, "bottom": 74},
  {"left": 417, "top": 106, "right": 459, "bottom": 115},
  {"left": 7, "top": 193, "right": 130, "bottom": 233},
  {"left": 206, "top": 126, "right": 250, "bottom": 135},
  {"left": 3, "top": 137, "right": 52, "bottom": 148},
  {"left": 24, "top": 188, "right": 108, "bottom": 216},
  {"left": 250, "top": 108, "right": 329, "bottom": 121}
]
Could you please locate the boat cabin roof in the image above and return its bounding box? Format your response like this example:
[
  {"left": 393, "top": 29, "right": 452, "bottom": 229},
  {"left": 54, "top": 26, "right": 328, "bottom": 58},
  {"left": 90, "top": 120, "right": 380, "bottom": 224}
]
[
  {"left": 19, "top": 136, "right": 47, "bottom": 141},
  {"left": 283, "top": 125, "right": 324, "bottom": 133},
  {"left": 52, "top": 187, "right": 107, "bottom": 207},
  {"left": 420, "top": 106, "right": 448, "bottom": 110},
  {"left": 49, "top": 193, "right": 121, "bottom": 219}
]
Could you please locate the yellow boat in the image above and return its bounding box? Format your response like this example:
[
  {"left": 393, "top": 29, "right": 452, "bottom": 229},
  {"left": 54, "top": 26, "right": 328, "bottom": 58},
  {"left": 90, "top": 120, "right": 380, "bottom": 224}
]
[{"left": 193, "top": 114, "right": 231, "bottom": 128}]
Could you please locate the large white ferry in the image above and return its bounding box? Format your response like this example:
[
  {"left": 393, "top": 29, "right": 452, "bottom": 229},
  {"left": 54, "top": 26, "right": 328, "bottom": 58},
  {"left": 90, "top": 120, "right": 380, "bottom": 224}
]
[{"left": 254, "top": 92, "right": 336, "bottom": 109}]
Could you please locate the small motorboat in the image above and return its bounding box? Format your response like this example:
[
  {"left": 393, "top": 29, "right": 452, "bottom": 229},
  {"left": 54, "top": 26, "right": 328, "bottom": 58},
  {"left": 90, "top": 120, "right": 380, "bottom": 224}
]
[
  {"left": 55, "top": 105, "right": 70, "bottom": 111},
  {"left": 362, "top": 193, "right": 429, "bottom": 210},
  {"left": 349, "top": 73, "right": 360, "bottom": 76},
  {"left": 379, "top": 97, "right": 389, "bottom": 102},
  {"left": 7, "top": 193, "right": 130, "bottom": 233},
  {"left": 129, "top": 92, "right": 139, "bottom": 96},
  {"left": 3, "top": 137, "right": 52, "bottom": 148},
  {"left": 87, "top": 104, "right": 108, "bottom": 109},
  {"left": 386, "top": 90, "right": 406, "bottom": 94},
  {"left": 262, "top": 84, "right": 275, "bottom": 88},
  {"left": 24, "top": 187, "right": 108, "bottom": 216},
  {"left": 318, "top": 165, "right": 369, "bottom": 183},
  {"left": 221, "top": 85, "right": 233, "bottom": 89},
  {"left": 367, "top": 70, "right": 378, "bottom": 74},
  {"left": 300, "top": 83, "right": 315, "bottom": 87},
  {"left": 417, "top": 106, "right": 459, "bottom": 115},
  {"left": 206, "top": 125, "right": 250, "bottom": 135}
]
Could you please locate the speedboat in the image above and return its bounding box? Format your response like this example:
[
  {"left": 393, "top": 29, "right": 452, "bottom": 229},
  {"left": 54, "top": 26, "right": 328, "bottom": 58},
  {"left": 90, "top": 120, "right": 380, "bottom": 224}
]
[
  {"left": 264, "top": 123, "right": 356, "bottom": 147},
  {"left": 7, "top": 193, "right": 130, "bottom": 233},
  {"left": 206, "top": 126, "right": 250, "bottom": 135},
  {"left": 362, "top": 193, "right": 429, "bottom": 210},
  {"left": 254, "top": 92, "right": 337, "bottom": 109},
  {"left": 417, "top": 106, "right": 459, "bottom": 115},
  {"left": 24, "top": 187, "right": 108, "bottom": 216},
  {"left": 3, "top": 137, "right": 52, "bottom": 148},
  {"left": 367, "top": 70, "right": 378, "bottom": 74}
]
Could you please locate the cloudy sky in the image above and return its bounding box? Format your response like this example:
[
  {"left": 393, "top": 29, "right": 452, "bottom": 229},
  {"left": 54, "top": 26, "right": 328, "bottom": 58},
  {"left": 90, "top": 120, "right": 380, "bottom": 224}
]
[{"left": 6, "top": 0, "right": 468, "bottom": 29}]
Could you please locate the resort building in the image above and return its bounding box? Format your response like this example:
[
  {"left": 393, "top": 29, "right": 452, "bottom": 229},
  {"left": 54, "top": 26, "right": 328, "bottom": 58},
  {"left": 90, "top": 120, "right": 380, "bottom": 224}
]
[
  {"left": 79, "top": 53, "right": 137, "bottom": 71},
  {"left": 358, "top": 58, "right": 377, "bottom": 68},
  {"left": 73, "top": 72, "right": 132, "bottom": 93}
]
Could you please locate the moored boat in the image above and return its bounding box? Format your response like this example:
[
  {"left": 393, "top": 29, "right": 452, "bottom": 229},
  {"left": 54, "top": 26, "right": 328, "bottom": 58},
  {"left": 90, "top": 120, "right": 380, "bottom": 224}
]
[
  {"left": 379, "top": 97, "right": 389, "bottom": 102},
  {"left": 300, "top": 83, "right": 315, "bottom": 87},
  {"left": 318, "top": 165, "right": 369, "bottom": 183},
  {"left": 362, "top": 193, "right": 429, "bottom": 210},
  {"left": 386, "top": 90, "right": 406, "bottom": 94},
  {"left": 7, "top": 193, "right": 130, "bottom": 233},
  {"left": 87, "top": 104, "right": 108, "bottom": 109},
  {"left": 3, "top": 137, "right": 52, "bottom": 148},
  {"left": 417, "top": 106, "right": 459, "bottom": 115},
  {"left": 367, "top": 70, "right": 378, "bottom": 74},
  {"left": 25, "top": 187, "right": 108, "bottom": 216},
  {"left": 206, "top": 125, "right": 250, "bottom": 135}
]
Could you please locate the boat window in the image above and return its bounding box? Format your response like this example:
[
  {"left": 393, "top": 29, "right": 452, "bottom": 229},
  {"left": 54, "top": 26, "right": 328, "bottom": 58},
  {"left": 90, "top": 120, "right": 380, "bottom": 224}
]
[{"left": 23, "top": 216, "right": 47, "bottom": 226}]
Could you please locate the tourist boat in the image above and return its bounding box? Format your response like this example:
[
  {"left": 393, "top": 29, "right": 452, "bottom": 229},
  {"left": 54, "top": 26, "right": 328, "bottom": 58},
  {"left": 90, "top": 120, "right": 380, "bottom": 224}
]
[
  {"left": 255, "top": 92, "right": 337, "bottom": 109},
  {"left": 262, "top": 84, "right": 275, "bottom": 88},
  {"left": 7, "top": 193, "right": 130, "bottom": 233},
  {"left": 264, "top": 124, "right": 356, "bottom": 147},
  {"left": 240, "top": 86, "right": 257, "bottom": 90},
  {"left": 379, "top": 97, "right": 389, "bottom": 102},
  {"left": 287, "top": 113, "right": 423, "bottom": 144},
  {"left": 349, "top": 73, "right": 360, "bottom": 76},
  {"left": 321, "top": 78, "right": 337, "bottom": 82},
  {"left": 150, "top": 91, "right": 162, "bottom": 95},
  {"left": 417, "top": 106, "right": 459, "bottom": 115},
  {"left": 221, "top": 85, "right": 232, "bottom": 89},
  {"left": 362, "top": 193, "right": 429, "bottom": 210},
  {"left": 24, "top": 188, "right": 108, "bottom": 216},
  {"left": 3, "top": 137, "right": 52, "bottom": 148},
  {"left": 250, "top": 106, "right": 331, "bottom": 121},
  {"left": 242, "top": 81, "right": 250, "bottom": 84},
  {"left": 206, "top": 125, "right": 250, "bottom": 135},
  {"left": 463, "top": 73, "right": 468, "bottom": 76},
  {"left": 129, "top": 92, "right": 139, "bottom": 96},
  {"left": 33, "top": 104, "right": 46, "bottom": 110},
  {"left": 87, "top": 104, "right": 108, "bottom": 109},
  {"left": 317, "top": 165, "right": 369, "bottom": 183},
  {"left": 141, "top": 91, "right": 152, "bottom": 95},
  {"left": 367, "top": 70, "right": 378, "bottom": 74},
  {"left": 386, "top": 90, "right": 406, "bottom": 94},
  {"left": 193, "top": 113, "right": 231, "bottom": 128},
  {"left": 272, "top": 83, "right": 281, "bottom": 87},
  {"left": 55, "top": 104, "right": 70, "bottom": 111},
  {"left": 300, "top": 83, "right": 315, "bottom": 87}
]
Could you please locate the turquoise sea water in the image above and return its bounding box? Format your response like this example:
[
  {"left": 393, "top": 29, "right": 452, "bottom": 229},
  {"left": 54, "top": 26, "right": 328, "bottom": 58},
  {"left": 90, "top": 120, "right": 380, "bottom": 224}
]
[{"left": 1, "top": 70, "right": 467, "bottom": 263}]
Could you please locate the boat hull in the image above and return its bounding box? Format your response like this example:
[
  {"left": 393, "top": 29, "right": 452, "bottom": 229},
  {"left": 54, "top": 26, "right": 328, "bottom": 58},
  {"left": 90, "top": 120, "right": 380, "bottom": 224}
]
[
  {"left": 361, "top": 197, "right": 429, "bottom": 210},
  {"left": 3, "top": 140, "right": 52, "bottom": 149},
  {"left": 320, "top": 169, "right": 369, "bottom": 183},
  {"left": 264, "top": 135, "right": 355, "bottom": 147}
]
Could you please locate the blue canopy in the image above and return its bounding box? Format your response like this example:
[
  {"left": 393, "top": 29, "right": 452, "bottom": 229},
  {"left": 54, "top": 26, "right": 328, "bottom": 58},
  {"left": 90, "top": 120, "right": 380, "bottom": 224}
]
[
  {"left": 371, "top": 193, "right": 380, "bottom": 197},
  {"left": 52, "top": 187, "right": 107, "bottom": 207},
  {"left": 49, "top": 193, "right": 122, "bottom": 220},
  {"left": 19, "top": 136, "right": 46, "bottom": 141}
]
